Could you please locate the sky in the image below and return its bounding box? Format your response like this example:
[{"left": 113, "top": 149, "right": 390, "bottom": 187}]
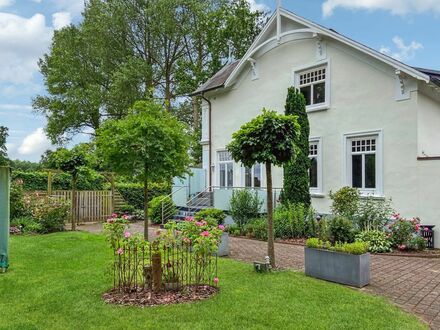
[{"left": 0, "top": 0, "right": 439, "bottom": 162}]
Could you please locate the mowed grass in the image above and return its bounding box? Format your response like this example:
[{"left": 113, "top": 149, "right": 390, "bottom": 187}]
[{"left": 0, "top": 232, "right": 427, "bottom": 330}]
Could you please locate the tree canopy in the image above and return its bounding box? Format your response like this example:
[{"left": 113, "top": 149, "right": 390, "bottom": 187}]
[
  {"left": 96, "top": 101, "right": 190, "bottom": 239},
  {"left": 227, "top": 109, "right": 300, "bottom": 267},
  {"left": 283, "top": 87, "right": 311, "bottom": 206},
  {"left": 34, "top": 0, "right": 267, "bottom": 145}
]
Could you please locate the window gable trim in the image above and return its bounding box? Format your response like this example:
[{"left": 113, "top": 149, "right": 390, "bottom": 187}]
[{"left": 343, "top": 130, "right": 383, "bottom": 197}]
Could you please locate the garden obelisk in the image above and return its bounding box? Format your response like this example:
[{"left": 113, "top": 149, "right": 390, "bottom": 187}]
[{"left": 0, "top": 166, "right": 10, "bottom": 273}]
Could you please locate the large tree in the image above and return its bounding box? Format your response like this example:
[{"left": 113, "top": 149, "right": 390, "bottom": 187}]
[
  {"left": 96, "top": 101, "right": 190, "bottom": 239},
  {"left": 283, "top": 87, "right": 311, "bottom": 206},
  {"left": 34, "top": 0, "right": 266, "bottom": 145},
  {"left": 0, "top": 126, "right": 8, "bottom": 165},
  {"left": 227, "top": 110, "right": 300, "bottom": 268}
]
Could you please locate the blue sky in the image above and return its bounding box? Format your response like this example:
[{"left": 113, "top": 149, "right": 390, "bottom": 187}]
[{"left": 0, "top": 0, "right": 439, "bottom": 162}]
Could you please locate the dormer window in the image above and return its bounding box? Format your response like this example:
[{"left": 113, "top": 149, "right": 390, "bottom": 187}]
[{"left": 294, "top": 62, "right": 330, "bottom": 112}]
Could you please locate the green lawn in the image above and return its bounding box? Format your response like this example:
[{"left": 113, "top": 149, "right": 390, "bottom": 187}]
[{"left": 0, "top": 232, "right": 426, "bottom": 330}]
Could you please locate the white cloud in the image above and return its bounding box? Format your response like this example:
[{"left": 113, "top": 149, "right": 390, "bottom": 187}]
[
  {"left": 0, "top": 0, "right": 13, "bottom": 9},
  {"left": 247, "top": 0, "right": 270, "bottom": 12},
  {"left": 322, "top": 0, "right": 440, "bottom": 17},
  {"left": 380, "top": 36, "right": 423, "bottom": 61},
  {"left": 17, "top": 128, "right": 52, "bottom": 156},
  {"left": 52, "top": 11, "right": 71, "bottom": 30},
  {"left": 0, "top": 13, "right": 52, "bottom": 84},
  {"left": 51, "top": 0, "right": 84, "bottom": 18}
]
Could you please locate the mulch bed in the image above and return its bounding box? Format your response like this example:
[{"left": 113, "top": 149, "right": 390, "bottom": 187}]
[
  {"left": 376, "top": 249, "right": 440, "bottom": 258},
  {"left": 102, "top": 285, "right": 219, "bottom": 307}
]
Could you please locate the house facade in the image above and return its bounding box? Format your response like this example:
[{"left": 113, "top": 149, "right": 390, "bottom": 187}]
[{"left": 191, "top": 8, "right": 440, "bottom": 244}]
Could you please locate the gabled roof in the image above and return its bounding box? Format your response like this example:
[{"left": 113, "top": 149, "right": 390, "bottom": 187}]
[
  {"left": 191, "top": 61, "right": 239, "bottom": 95},
  {"left": 192, "top": 7, "right": 438, "bottom": 95}
]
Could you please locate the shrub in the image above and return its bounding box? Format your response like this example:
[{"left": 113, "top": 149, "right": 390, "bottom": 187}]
[
  {"left": 329, "top": 216, "right": 355, "bottom": 243},
  {"left": 387, "top": 214, "right": 420, "bottom": 247},
  {"left": 355, "top": 197, "right": 394, "bottom": 231},
  {"left": 355, "top": 230, "right": 392, "bottom": 253},
  {"left": 26, "top": 195, "right": 70, "bottom": 233},
  {"left": 408, "top": 236, "right": 427, "bottom": 251},
  {"left": 195, "top": 208, "right": 226, "bottom": 226},
  {"left": 244, "top": 218, "right": 267, "bottom": 241},
  {"left": 10, "top": 182, "right": 30, "bottom": 219},
  {"left": 226, "top": 223, "right": 241, "bottom": 236},
  {"left": 148, "top": 195, "right": 176, "bottom": 224},
  {"left": 131, "top": 209, "right": 145, "bottom": 221},
  {"left": 229, "top": 189, "right": 262, "bottom": 229},
  {"left": 10, "top": 216, "right": 42, "bottom": 234},
  {"left": 273, "top": 203, "right": 316, "bottom": 238},
  {"left": 316, "top": 217, "right": 331, "bottom": 241},
  {"left": 120, "top": 204, "right": 135, "bottom": 214},
  {"left": 330, "top": 187, "right": 360, "bottom": 219}
]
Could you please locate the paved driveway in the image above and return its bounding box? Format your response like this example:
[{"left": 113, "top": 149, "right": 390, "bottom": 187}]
[{"left": 79, "top": 221, "right": 440, "bottom": 328}]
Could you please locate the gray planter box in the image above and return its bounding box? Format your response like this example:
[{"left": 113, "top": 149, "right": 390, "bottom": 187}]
[
  {"left": 217, "top": 232, "right": 229, "bottom": 257},
  {"left": 304, "top": 247, "right": 370, "bottom": 288}
]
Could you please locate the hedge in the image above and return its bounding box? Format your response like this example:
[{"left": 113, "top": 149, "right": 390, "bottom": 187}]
[{"left": 12, "top": 170, "right": 106, "bottom": 191}]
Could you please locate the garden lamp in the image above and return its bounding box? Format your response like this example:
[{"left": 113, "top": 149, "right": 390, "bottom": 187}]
[{"left": 0, "top": 166, "right": 10, "bottom": 273}]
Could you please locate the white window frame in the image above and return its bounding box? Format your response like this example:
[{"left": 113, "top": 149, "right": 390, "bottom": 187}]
[
  {"left": 293, "top": 59, "right": 331, "bottom": 113},
  {"left": 241, "top": 163, "right": 264, "bottom": 188},
  {"left": 217, "top": 150, "right": 234, "bottom": 188},
  {"left": 343, "top": 130, "right": 383, "bottom": 197},
  {"left": 309, "top": 137, "right": 323, "bottom": 196}
]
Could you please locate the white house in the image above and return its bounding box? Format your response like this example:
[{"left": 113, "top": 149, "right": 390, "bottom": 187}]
[{"left": 190, "top": 8, "right": 440, "bottom": 245}]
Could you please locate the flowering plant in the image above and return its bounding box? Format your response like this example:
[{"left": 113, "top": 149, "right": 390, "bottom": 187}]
[
  {"left": 103, "top": 214, "right": 129, "bottom": 249},
  {"left": 387, "top": 213, "right": 424, "bottom": 250}
]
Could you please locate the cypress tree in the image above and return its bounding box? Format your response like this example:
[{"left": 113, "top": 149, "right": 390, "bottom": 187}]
[{"left": 283, "top": 87, "right": 311, "bottom": 207}]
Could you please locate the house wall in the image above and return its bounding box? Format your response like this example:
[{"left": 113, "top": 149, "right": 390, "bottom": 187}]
[{"left": 202, "top": 35, "right": 440, "bottom": 245}]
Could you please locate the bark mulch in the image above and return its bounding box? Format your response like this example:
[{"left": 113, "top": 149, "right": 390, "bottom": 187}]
[{"left": 102, "top": 285, "right": 219, "bottom": 307}]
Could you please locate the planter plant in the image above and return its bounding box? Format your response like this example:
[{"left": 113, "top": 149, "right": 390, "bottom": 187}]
[{"left": 304, "top": 238, "right": 370, "bottom": 288}]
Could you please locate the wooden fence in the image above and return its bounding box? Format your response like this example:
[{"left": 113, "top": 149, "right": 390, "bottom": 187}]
[{"left": 51, "top": 190, "right": 113, "bottom": 223}]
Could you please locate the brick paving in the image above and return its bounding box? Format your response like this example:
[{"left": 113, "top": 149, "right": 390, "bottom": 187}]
[{"left": 79, "top": 221, "right": 440, "bottom": 328}]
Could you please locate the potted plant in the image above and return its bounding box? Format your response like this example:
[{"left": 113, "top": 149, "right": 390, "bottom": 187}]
[{"left": 304, "top": 238, "right": 370, "bottom": 288}]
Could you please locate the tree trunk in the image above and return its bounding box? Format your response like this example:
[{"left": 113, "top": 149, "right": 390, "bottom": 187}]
[
  {"left": 143, "top": 173, "right": 149, "bottom": 240},
  {"left": 71, "top": 175, "right": 77, "bottom": 231},
  {"left": 265, "top": 162, "right": 275, "bottom": 268}
]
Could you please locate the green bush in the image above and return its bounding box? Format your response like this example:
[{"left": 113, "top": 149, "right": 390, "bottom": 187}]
[
  {"left": 229, "top": 189, "right": 262, "bottom": 229},
  {"left": 274, "top": 203, "right": 316, "bottom": 239},
  {"left": 316, "top": 217, "right": 331, "bottom": 241},
  {"left": 115, "top": 182, "right": 171, "bottom": 209},
  {"left": 28, "top": 196, "right": 70, "bottom": 233},
  {"left": 355, "top": 197, "right": 394, "bottom": 231},
  {"left": 131, "top": 209, "right": 145, "bottom": 221},
  {"left": 408, "top": 236, "right": 427, "bottom": 251},
  {"left": 226, "top": 223, "right": 241, "bottom": 236},
  {"left": 329, "top": 216, "right": 355, "bottom": 243},
  {"left": 120, "top": 204, "right": 135, "bottom": 214},
  {"left": 244, "top": 218, "right": 267, "bottom": 241},
  {"left": 355, "top": 230, "right": 392, "bottom": 253},
  {"left": 10, "top": 216, "right": 42, "bottom": 234},
  {"left": 195, "top": 208, "right": 226, "bottom": 225},
  {"left": 148, "top": 195, "right": 176, "bottom": 224},
  {"left": 330, "top": 187, "right": 360, "bottom": 219},
  {"left": 306, "top": 238, "right": 369, "bottom": 255},
  {"left": 10, "top": 182, "right": 30, "bottom": 219}
]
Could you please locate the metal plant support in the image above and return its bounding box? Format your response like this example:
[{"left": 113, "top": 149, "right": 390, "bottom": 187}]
[{"left": 0, "top": 166, "right": 10, "bottom": 273}]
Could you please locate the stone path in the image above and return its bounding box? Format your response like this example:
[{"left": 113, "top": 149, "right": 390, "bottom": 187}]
[{"left": 79, "top": 221, "right": 440, "bottom": 328}]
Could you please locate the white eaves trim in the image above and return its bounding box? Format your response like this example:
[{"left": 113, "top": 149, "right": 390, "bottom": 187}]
[{"left": 224, "top": 8, "right": 430, "bottom": 88}]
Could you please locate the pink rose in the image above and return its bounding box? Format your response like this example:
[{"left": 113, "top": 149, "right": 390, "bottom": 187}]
[
  {"left": 124, "top": 232, "right": 131, "bottom": 239},
  {"left": 185, "top": 216, "right": 194, "bottom": 222},
  {"left": 183, "top": 237, "right": 191, "bottom": 244},
  {"left": 218, "top": 224, "right": 225, "bottom": 231},
  {"left": 117, "top": 248, "right": 124, "bottom": 255},
  {"left": 112, "top": 213, "right": 118, "bottom": 218},
  {"left": 122, "top": 215, "right": 129, "bottom": 220},
  {"left": 201, "top": 231, "right": 210, "bottom": 237},
  {"left": 213, "top": 277, "right": 219, "bottom": 284},
  {"left": 398, "top": 244, "right": 406, "bottom": 251},
  {"left": 107, "top": 218, "right": 115, "bottom": 224},
  {"left": 195, "top": 221, "right": 203, "bottom": 227}
]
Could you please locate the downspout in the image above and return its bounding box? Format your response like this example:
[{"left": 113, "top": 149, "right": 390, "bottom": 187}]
[{"left": 200, "top": 94, "right": 212, "bottom": 191}]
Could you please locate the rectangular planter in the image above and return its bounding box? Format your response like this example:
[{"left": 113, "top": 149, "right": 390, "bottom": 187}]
[{"left": 304, "top": 247, "right": 370, "bottom": 288}]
